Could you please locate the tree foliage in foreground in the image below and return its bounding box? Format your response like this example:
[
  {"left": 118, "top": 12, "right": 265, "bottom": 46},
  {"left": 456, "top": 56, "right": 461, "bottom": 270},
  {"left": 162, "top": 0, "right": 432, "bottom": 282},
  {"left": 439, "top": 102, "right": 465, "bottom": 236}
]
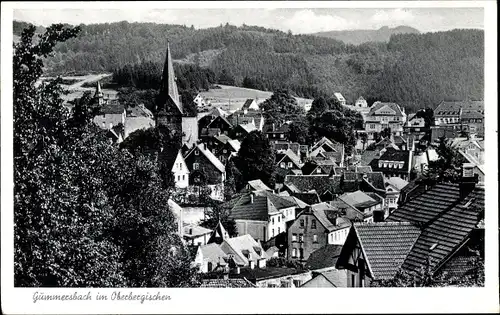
[{"left": 14, "top": 24, "right": 199, "bottom": 287}]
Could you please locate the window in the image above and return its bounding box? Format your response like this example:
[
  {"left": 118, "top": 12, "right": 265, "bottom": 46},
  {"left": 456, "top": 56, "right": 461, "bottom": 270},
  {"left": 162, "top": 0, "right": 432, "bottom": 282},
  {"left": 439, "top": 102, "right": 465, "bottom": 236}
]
[
  {"left": 316, "top": 168, "right": 321, "bottom": 174},
  {"left": 179, "top": 163, "right": 182, "bottom": 170},
  {"left": 278, "top": 227, "right": 280, "bottom": 234},
  {"left": 313, "top": 234, "right": 318, "bottom": 243},
  {"left": 195, "top": 150, "right": 199, "bottom": 155},
  {"left": 298, "top": 234, "right": 303, "bottom": 243},
  {"left": 288, "top": 162, "right": 293, "bottom": 168},
  {"left": 370, "top": 124, "right": 376, "bottom": 129},
  {"left": 272, "top": 229, "right": 275, "bottom": 237},
  {"left": 292, "top": 234, "right": 297, "bottom": 242},
  {"left": 182, "top": 175, "right": 185, "bottom": 181},
  {"left": 299, "top": 248, "right": 304, "bottom": 259},
  {"left": 300, "top": 219, "right": 304, "bottom": 228},
  {"left": 292, "top": 248, "right": 297, "bottom": 257},
  {"left": 280, "top": 134, "right": 284, "bottom": 139},
  {"left": 272, "top": 217, "right": 275, "bottom": 224},
  {"left": 193, "top": 163, "right": 199, "bottom": 170},
  {"left": 223, "top": 149, "right": 227, "bottom": 153},
  {"left": 177, "top": 175, "right": 180, "bottom": 181},
  {"left": 278, "top": 216, "right": 280, "bottom": 223},
  {"left": 311, "top": 219, "right": 316, "bottom": 229},
  {"left": 280, "top": 162, "right": 286, "bottom": 168}
]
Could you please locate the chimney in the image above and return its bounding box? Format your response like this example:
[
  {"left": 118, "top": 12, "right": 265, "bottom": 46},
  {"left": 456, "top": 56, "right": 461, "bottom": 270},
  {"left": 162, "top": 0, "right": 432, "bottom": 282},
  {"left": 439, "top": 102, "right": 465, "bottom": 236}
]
[
  {"left": 272, "top": 123, "right": 275, "bottom": 131},
  {"left": 459, "top": 163, "right": 478, "bottom": 200},
  {"left": 249, "top": 260, "right": 255, "bottom": 270},
  {"left": 250, "top": 193, "right": 254, "bottom": 204}
]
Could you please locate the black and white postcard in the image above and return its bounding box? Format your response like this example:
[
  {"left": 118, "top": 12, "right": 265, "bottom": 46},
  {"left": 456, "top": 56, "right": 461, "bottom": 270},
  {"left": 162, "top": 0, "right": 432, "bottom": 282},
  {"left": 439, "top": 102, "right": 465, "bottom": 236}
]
[{"left": 1, "top": 1, "right": 498, "bottom": 314}]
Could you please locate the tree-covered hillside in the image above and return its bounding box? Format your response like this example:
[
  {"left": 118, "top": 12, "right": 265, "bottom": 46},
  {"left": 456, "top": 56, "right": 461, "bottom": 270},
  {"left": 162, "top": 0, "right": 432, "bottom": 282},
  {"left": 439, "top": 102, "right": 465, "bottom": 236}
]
[
  {"left": 312, "top": 25, "right": 420, "bottom": 45},
  {"left": 13, "top": 21, "right": 484, "bottom": 113}
]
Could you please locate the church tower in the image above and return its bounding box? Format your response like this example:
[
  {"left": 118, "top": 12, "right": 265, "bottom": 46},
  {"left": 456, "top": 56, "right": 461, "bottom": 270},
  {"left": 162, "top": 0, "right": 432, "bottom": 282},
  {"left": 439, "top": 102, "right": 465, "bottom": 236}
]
[
  {"left": 95, "top": 80, "right": 104, "bottom": 106},
  {"left": 156, "top": 42, "right": 183, "bottom": 135}
]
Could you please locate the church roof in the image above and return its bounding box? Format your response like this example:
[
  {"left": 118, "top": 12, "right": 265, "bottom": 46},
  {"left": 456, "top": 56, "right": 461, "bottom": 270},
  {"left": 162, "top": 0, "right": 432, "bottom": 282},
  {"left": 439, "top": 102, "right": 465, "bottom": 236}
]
[{"left": 160, "top": 42, "right": 182, "bottom": 114}]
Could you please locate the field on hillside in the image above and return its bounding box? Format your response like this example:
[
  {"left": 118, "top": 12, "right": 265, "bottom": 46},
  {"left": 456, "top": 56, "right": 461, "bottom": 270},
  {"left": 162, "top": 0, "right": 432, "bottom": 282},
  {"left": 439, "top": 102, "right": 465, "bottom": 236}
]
[
  {"left": 38, "top": 73, "right": 117, "bottom": 102},
  {"left": 200, "top": 84, "right": 313, "bottom": 112}
]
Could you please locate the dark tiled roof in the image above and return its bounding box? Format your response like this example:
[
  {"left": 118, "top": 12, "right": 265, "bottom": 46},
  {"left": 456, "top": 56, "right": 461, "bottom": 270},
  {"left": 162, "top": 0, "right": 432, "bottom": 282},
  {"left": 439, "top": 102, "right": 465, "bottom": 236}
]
[
  {"left": 242, "top": 99, "right": 256, "bottom": 110},
  {"left": 284, "top": 175, "right": 334, "bottom": 195},
  {"left": 229, "top": 191, "right": 297, "bottom": 221},
  {"left": 354, "top": 222, "right": 421, "bottom": 280},
  {"left": 291, "top": 192, "right": 321, "bottom": 205},
  {"left": 306, "top": 244, "right": 344, "bottom": 270},
  {"left": 461, "top": 111, "right": 484, "bottom": 120},
  {"left": 359, "top": 150, "right": 380, "bottom": 166},
  {"left": 200, "top": 278, "right": 256, "bottom": 288},
  {"left": 435, "top": 100, "right": 484, "bottom": 116},
  {"left": 387, "top": 183, "right": 484, "bottom": 275},
  {"left": 98, "top": 103, "right": 125, "bottom": 115}
]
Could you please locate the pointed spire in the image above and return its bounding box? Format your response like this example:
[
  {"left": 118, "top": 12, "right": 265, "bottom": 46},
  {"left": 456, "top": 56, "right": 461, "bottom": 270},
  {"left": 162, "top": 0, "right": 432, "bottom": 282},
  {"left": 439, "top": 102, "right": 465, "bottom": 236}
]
[
  {"left": 95, "top": 81, "right": 103, "bottom": 105},
  {"left": 160, "top": 41, "right": 182, "bottom": 114}
]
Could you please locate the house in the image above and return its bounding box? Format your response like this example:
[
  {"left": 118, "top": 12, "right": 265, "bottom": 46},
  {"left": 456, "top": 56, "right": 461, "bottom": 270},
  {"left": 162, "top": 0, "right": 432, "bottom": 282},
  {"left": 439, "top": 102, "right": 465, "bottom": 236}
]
[
  {"left": 301, "top": 158, "right": 337, "bottom": 176},
  {"left": 334, "top": 92, "right": 347, "bottom": 106},
  {"left": 355, "top": 96, "right": 368, "bottom": 108},
  {"left": 105, "top": 125, "right": 124, "bottom": 144},
  {"left": 93, "top": 103, "right": 126, "bottom": 130},
  {"left": 336, "top": 165, "right": 484, "bottom": 286},
  {"left": 243, "top": 179, "right": 273, "bottom": 192},
  {"left": 336, "top": 222, "right": 422, "bottom": 287},
  {"left": 364, "top": 102, "right": 407, "bottom": 140},
  {"left": 430, "top": 125, "right": 462, "bottom": 144},
  {"left": 156, "top": 43, "right": 183, "bottom": 136},
  {"left": 206, "top": 134, "right": 231, "bottom": 153},
  {"left": 124, "top": 104, "right": 156, "bottom": 138},
  {"left": 207, "top": 115, "right": 233, "bottom": 136},
  {"left": 193, "top": 243, "right": 229, "bottom": 273},
  {"left": 233, "top": 266, "right": 312, "bottom": 288},
  {"left": 241, "top": 98, "right": 260, "bottom": 112},
  {"left": 183, "top": 223, "right": 213, "bottom": 246},
  {"left": 199, "top": 278, "right": 256, "bottom": 288},
  {"left": 271, "top": 141, "right": 301, "bottom": 156},
  {"left": 404, "top": 113, "right": 426, "bottom": 134},
  {"left": 193, "top": 93, "right": 207, "bottom": 108},
  {"left": 305, "top": 244, "right": 344, "bottom": 273},
  {"left": 449, "top": 136, "right": 484, "bottom": 166},
  {"left": 169, "top": 149, "right": 190, "bottom": 188},
  {"left": 434, "top": 100, "right": 484, "bottom": 127},
  {"left": 276, "top": 149, "right": 302, "bottom": 172},
  {"left": 288, "top": 204, "right": 351, "bottom": 262},
  {"left": 337, "top": 190, "right": 384, "bottom": 222},
  {"left": 220, "top": 234, "right": 269, "bottom": 269},
  {"left": 184, "top": 143, "right": 226, "bottom": 200},
  {"left": 229, "top": 123, "right": 258, "bottom": 141},
  {"left": 215, "top": 138, "right": 241, "bottom": 165},
  {"left": 300, "top": 269, "right": 347, "bottom": 288},
  {"left": 264, "top": 123, "right": 290, "bottom": 142},
  {"left": 370, "top": 147, "right": 413, "bottom": 181},
  {"left": 228, "top": 111, "right": 265, "bottom": 131},
  {"left": 460, "top": 111, "right": 484, "bottom": 136},
  {"left": 384, "top": 177, "right": 409, "bottom": 211},
  {"left": 229, "top": 190, "right": 306, "bottom": 242},
  {"left": 309, "top": 137, "right": 345, "bottom": 166},
  {"left": 208, "top": 106, "right": 228, "bottom": 118}
]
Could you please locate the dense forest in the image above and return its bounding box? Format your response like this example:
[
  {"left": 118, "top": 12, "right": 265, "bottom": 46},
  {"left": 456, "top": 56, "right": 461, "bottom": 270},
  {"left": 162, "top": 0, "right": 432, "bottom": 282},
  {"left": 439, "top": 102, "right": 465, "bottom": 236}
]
[
  {"left": 312, "top": 25, "right": 420, "bottom": 45},
  {"left": 14, "top": 20, "right": 484, "bottom": 113}
]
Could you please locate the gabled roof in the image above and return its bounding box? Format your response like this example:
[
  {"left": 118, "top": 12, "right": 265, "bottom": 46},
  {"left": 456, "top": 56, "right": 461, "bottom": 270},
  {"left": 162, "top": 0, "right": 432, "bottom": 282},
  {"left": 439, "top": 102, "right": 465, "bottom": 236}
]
[
  {"left": 272, "top": 141, "right": 301, "bottom": 154},
  {"left": 310, "top": 137, "right": 342, "bottom": 154},
  {"left": 227, "top": 139, "right": 241, "bottom": 152},
  {"left": 334, "top": 92, "right": 345, "bottom": 101},
  {"left": 214, "top": 134, "right": 231, "bottom": 145},
  {"left": 306, "top": 244, "right": 344, "bottom": 270},
  {"left": 208, "top": 220, "right": 230, "bottom": 245},
  {"left": 209, "top": 106, "right": 229, "bottom": 117},
  {"left": 98, "top": 103, "right": 125, "bottom": 115},
  {"left": 200, "top": 278, "right": 256, "bottom": 288},
  {"left": 198, "top": 243, "right": 228, "bottom": 265},
  {"left": 290, "top": 192, "right": 321, "bottom": 205},
  {"left": 386, "top": 177, "right": 409, "bottom": 191},
  {"left": 126, "top": 104, "right": 154, "bottom": 118},
  {"left": 238, "top": 123, "right": 257, "bottom": 134},
  {"left": 435, "top": 100, "right": 484, "bottom": 116},
  {"left": 339, "top": 190, "right": 380, "bottom": 209},
  {"left": 229, "top": 191, "right": 297, "bottom": 221},
  {"left": 387, "top": 184, "right": 484, "bottom": 275},
  {"left": 276, "top": 149, "right": 302, "bottom": 169},
  {"left": 221, "top": 234, "right": 268, "bottom": 266},
  {"left": 358, "top": 150, "right": 380, "bottom": 166},
  {"left": 284, "top": 175, "right": 334, "bottom": 196},
  {"left": 460, "top": 111, "right": 484, "bottom": 120},
  {"left": 350, "top": 222, "right": 421, "bottom": 280},
  {"left": 208, "top": 115, "right": 233, "bottom": 129},
  {"left": 184, "top": 144, "right": 225, "bottom": 173},
  {"left": 242, "top": 99, "right": 257, "bottom": 110},
  {"left": 183, "top": 223, "right": 213, "bottom": 239},
  {"left": 367, "top": 102, "right": 404, "bottom": 117},
  {"left": 247, "top": 179, "right": 272, "bottom": 192},
  {"left": 356, "top": 96, "right": 366, "bottom": 101}
]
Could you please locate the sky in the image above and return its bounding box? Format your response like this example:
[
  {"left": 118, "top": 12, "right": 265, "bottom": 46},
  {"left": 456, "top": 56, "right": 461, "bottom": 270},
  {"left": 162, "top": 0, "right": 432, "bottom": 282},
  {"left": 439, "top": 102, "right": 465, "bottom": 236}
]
[{"left": 13, "top": 7, "right": 484, "bottom": 34}]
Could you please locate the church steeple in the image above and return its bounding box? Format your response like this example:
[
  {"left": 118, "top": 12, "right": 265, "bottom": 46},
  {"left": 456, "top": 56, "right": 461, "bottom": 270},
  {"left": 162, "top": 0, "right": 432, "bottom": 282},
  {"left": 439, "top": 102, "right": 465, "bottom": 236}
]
[
  {"left": 95, "top": 80, "right": 104, "bottom": 105},
  {"left": 160, "top": 41, "right": 182, "bottom": 114}
]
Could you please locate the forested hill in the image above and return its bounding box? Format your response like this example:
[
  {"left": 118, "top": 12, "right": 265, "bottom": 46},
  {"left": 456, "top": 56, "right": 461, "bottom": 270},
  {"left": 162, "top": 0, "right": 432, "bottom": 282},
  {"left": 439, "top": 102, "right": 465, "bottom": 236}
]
[
  {"left": 13, "top": 21, "right": 484, "bottom": 113},
  {"left": 312, "top": 26, "right": 420, "bottom": 45}
]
